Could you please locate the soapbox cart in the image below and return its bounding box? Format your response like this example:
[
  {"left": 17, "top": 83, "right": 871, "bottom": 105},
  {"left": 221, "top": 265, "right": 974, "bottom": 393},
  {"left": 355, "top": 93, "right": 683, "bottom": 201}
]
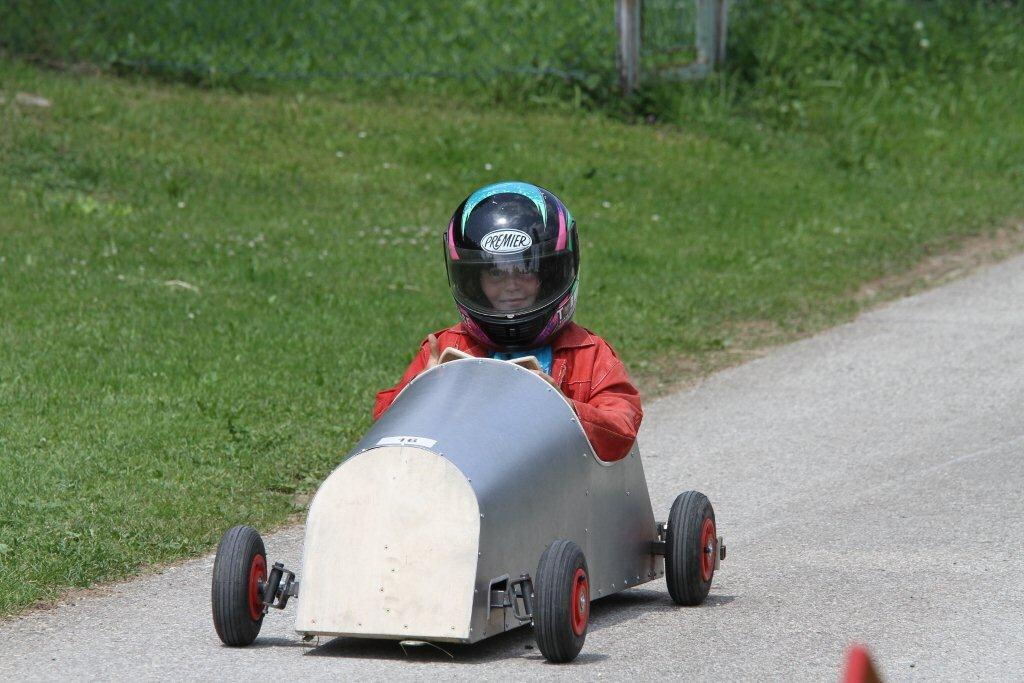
[{"left": 211, "top": 356, "right": 725, "bottom": 663}]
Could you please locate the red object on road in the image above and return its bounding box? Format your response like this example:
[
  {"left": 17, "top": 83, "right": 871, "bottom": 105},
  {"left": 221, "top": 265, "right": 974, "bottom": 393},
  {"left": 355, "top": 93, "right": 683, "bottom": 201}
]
[{"left": 842, "top": 645, "right": 883, "bottom": 683}]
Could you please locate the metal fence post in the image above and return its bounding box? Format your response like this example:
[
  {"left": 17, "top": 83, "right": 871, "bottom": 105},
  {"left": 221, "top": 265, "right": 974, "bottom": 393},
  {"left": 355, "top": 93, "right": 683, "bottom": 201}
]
[
  {"left": 616, "top": 0, "right": 641, "bottom": 95},
  {"left": 696, "top": 0, "right": 728, "bottom": 70},
  {"left": 714, "top": 0, "right": 729, "bottom": 67},
  {"left": 695, "top": 0, "right": 715, "bottom": 69}
]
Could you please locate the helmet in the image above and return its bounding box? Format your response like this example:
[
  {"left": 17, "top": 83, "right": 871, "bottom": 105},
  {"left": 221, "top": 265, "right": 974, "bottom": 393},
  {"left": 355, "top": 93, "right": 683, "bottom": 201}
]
[{"left": 444, "top": 181, "right": 580, "bottom": 351}]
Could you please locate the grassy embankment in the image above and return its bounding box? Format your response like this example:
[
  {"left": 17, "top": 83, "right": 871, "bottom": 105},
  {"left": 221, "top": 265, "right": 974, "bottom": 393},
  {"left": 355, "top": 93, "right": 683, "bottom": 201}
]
[{"left": 1, "top": 2, "right": 1023, "bottom": 615}]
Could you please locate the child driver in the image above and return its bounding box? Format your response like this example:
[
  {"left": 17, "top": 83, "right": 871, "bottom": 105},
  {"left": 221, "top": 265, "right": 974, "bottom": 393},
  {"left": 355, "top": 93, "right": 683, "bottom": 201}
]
[{"left": 373, "top": 181, "right": 642, "bottom": 462}]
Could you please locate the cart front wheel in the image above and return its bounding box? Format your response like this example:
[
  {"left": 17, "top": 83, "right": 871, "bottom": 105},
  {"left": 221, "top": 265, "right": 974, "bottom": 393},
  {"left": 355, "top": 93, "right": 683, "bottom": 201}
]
[
  {"left": 534, "top": 539, "right": 589, "bottom": 663},
  {"left": 211, "top": 525, "right": 267, "bottom": 646},
  {"left": 665, "top": 490, "right": 717, "bottom": 606}
]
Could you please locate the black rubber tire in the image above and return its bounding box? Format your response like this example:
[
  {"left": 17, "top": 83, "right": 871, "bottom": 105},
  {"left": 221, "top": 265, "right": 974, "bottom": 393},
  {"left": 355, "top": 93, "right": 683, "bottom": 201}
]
[
  {"left": 665, "top": 490, "right": 716, "bottom": 606},
  {"left": 211, "top": 525, "right": 266, "bottom": 646},
  {"left": 533, "top": 539, "right": 589, "bottom": 663}
]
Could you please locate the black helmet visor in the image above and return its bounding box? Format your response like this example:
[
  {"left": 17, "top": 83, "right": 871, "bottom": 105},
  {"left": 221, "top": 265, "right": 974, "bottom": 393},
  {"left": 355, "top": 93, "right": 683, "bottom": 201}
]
[{"left": 445, "top": 243, "right": 575, "bottom": 317}]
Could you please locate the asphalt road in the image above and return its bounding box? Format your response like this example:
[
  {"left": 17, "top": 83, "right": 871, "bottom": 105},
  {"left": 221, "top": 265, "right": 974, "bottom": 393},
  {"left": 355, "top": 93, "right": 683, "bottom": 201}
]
[{"left": 3, "top": 255, "right": 1023, "bottom": 681}]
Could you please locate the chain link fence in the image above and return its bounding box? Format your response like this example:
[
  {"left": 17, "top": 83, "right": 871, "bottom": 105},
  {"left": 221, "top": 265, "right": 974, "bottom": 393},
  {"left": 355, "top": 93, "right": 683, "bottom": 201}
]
[
  {"left": 643, "top": 0, "right": 728, "bottom": 85},
  {"left": 0, "top": 1, "right": 722, "bottom": 96},
  {"left": 642, "top": 0, "right": 701, "bottom": 72},
  {"left": 0, "top": 1, "right": 624, "bottom": 88}
]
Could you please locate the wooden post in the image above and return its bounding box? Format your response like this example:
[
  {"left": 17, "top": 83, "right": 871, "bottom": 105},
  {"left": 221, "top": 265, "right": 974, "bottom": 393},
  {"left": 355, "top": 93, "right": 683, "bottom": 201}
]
[{"left": 616, "top": 0, "right": 641, "bottom": 95}]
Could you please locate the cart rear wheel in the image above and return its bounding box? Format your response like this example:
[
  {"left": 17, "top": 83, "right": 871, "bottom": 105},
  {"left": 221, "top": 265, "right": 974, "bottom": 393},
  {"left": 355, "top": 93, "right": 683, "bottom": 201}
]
[
  {"left": 534, "top": 539, "right": 589, "bottom": 663},
  {"left": 211, "top": 525, "right": 266, "bottom": 646},
  {"left": 665, "top": 491, "right": 717, "bottom": 606}
]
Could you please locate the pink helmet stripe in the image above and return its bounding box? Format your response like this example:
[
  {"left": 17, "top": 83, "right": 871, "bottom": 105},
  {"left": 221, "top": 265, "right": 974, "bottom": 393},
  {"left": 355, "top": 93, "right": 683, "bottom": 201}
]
[
  {"left": 555, "top": 207, "right": 567, "bottom": 251},
  {"left": 447, "top": 219, "right": 459, "bottom": 260}
]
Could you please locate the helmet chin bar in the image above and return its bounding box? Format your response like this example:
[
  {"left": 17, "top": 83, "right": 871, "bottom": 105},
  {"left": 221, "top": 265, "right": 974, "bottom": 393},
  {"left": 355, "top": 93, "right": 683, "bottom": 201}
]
[
  {"left": 457, "top": 286, "right": 576, "bottom": 352},
  {"left": 457, "top": 305, "right": 550, "bottom": 351}
]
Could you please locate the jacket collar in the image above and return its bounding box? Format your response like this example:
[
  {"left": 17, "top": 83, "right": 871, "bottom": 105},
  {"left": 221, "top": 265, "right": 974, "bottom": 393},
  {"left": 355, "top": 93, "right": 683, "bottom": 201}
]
[
  {"left": 450, "top": 321, "right": 594, "bottom": 354},
  {"left": 547, "top": 322, "right": 595, "bottom": 351}
]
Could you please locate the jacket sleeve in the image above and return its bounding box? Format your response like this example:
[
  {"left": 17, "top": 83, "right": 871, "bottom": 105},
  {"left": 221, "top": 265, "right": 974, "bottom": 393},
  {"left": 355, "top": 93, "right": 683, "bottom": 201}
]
[
  {"left": 569, "top": 351, "right": 643, "bottom": 462},
  {"left": 372, "top": 339, "right": 432, "bottom": 420}
]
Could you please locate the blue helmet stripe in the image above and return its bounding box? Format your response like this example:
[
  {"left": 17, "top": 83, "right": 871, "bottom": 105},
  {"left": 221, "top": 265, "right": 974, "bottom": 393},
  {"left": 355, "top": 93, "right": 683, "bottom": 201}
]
[{"left": 460, "top": 181, "right": 547, "bottom": 235}]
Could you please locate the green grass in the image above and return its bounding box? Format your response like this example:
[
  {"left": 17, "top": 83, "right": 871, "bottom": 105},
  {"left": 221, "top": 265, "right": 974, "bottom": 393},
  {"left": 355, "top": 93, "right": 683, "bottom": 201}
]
[
  {"left": 1, "top": 53, "right": 1023, "bottom": 615},
  {"left": 0, "top": 1, "right": 616, "bottom": 89}
]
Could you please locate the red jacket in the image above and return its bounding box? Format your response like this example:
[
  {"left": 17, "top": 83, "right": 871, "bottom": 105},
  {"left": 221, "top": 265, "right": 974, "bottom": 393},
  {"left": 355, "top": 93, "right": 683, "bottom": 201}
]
[{"left": 373, "top": 322, "right": 643, "bottom": 462}]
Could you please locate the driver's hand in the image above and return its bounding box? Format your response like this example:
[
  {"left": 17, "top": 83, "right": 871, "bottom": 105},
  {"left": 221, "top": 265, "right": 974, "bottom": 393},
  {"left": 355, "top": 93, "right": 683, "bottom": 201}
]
[
  {"left": 424, "top": 333, "right": 440, "bottom": 371},
  {"left": 532, "top": 369, "right": 561, "bottom": 393}
]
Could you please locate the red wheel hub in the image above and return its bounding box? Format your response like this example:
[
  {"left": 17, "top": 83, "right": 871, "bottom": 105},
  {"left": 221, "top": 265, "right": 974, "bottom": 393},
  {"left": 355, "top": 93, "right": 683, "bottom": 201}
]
[
  {"left": 699, "top": 517, "right": 717, "bottom": 583},
  {"left": 569, "top": 567, "right": 589, "bottom": 637},
  {"left": 247, "top": 554, "right": 267, "bottom": 621}
]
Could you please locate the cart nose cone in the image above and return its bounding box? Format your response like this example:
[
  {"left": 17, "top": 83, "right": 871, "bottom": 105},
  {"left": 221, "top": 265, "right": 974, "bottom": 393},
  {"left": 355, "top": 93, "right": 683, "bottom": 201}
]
[{"left": 295, "top": 446, "right": 480, "bottom": 641}]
